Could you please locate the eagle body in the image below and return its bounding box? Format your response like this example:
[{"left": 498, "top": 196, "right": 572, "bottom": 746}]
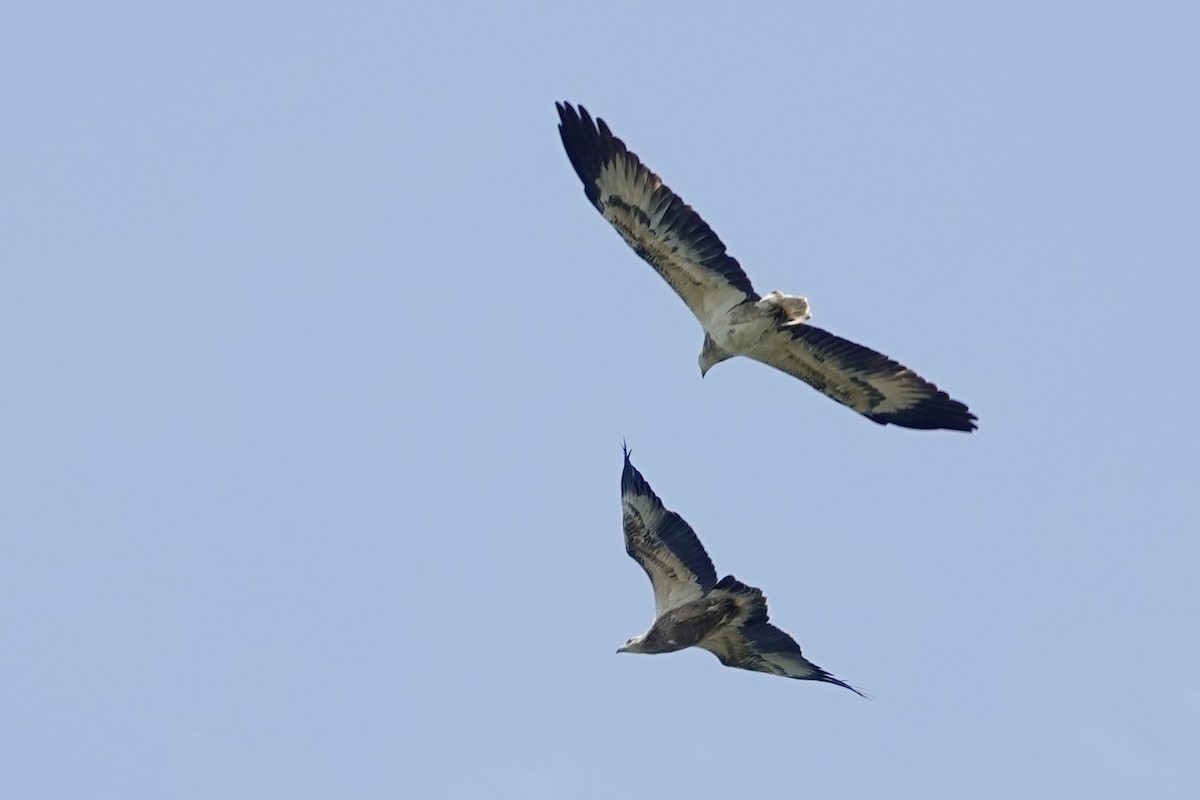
[
  {"left": 632, "top": 596, "right": 738, "bottom": 654},
  {"left": 700, "top": 290, "right": 814, "bottom": 373}
]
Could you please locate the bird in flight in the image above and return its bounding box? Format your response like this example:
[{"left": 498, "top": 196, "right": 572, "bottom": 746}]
[
  {"left": 618, "top": 446, "right": 865, "bottom": 695},
  {"left": 557, "top": 102, "right": 976, "bottom": 432}
]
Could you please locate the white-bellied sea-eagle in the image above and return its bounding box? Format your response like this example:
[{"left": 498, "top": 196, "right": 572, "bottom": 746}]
[
  {"left": 618, "top": 446, "right": 865, "bottom": 694},
  {"left": 557, "top": 102, "right": 976, "bottom": 432}
]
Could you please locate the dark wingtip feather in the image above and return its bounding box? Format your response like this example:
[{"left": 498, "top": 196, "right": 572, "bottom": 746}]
[
  {"left": 556, "top": 101, "right": 610, "bottom": 208},
  {"left": 620, "top": 443, "right": 653, "bottom": 500},
  {"left": 810, "top": 670, "right": 872, "bottom": 699},
  {"left": 620, "top": 447, "right": 673, "bottom": 519},
  {"left": 867, "top": 396, "right": 978, "bottom": 432}
]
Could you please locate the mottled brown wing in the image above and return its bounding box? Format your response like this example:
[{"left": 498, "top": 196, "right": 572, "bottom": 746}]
[
  {"left": 698, "top": 622, "right": 866, "bottom": 696},
  {"left": 746, "top": 321, "right": 976, "bottom": 431},
  {"left": 620, "top": 447, "right": 717, "bottom": 616},
  {"left": 557, "top": 102, "right": 757, "bottom": 327}
]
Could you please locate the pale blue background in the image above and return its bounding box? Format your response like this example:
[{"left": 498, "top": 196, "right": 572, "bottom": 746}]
[{"left": 3, "top": 2, "right": 1198, "bottom": 798}]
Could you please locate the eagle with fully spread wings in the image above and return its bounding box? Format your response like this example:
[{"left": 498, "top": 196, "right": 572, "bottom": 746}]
[{"left": 557, "top": 102, "right": 976, "bottom": 432}]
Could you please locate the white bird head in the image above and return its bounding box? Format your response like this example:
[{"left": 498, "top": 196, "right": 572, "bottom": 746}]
[
  {"left": 698, "top": 335, "right": 733, "bottom": 377},
  {"left": 617, "top": 634, "right": 649, "bottom": 654}
]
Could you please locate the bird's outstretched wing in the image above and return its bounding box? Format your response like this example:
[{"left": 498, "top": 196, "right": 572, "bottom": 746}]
[
  {"left": 698, "top": 610, "right": 867, "bottom": 696},
  {"left": 621, "top": 447, "right": 718, "bottom": 616},
  {"left": 557, "top": 102, "right": 757, "bottom": 326},
  {"left": 746, "top": 321, "right": 977, "bottom": 431}
]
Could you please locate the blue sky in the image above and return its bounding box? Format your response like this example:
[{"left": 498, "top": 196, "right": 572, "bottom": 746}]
[{"left": 3, "top": 2, "right": 1198, "bottom": 797}]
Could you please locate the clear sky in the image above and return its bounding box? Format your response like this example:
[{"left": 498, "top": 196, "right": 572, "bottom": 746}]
[{"left": 3, "top": 2, "right": 1198, "bottom": 798}]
